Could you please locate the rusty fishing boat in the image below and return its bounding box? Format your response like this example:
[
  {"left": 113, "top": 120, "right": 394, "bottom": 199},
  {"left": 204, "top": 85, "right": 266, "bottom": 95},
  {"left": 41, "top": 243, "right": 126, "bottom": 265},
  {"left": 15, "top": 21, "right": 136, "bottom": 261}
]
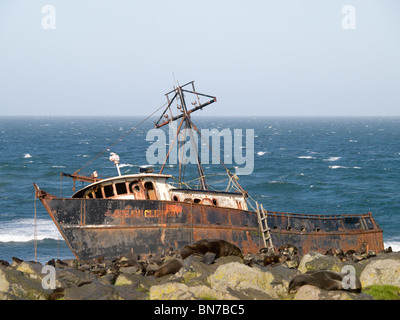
[{"left": 34, "top": 81, "right": 384, "bottom": 260}]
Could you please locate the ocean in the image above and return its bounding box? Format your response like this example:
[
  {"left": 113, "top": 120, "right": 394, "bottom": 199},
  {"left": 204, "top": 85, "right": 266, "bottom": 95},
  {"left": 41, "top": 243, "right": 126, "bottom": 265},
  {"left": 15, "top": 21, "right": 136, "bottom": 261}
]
[{"left": 1, "top": 116, "right": 399, "bottom": 263}]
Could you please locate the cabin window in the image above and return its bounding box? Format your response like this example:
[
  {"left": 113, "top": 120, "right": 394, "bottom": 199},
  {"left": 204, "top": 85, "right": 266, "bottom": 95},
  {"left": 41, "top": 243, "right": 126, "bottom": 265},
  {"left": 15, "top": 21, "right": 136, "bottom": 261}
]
[
  {"left": 94, "top": 187, "right": 103, "bottom": 198},
  {"left": 115, "top": 182, "right": 128, "bottom": 195},
  {"left": 193, "top": 198, "right": 201, "bottom": 204},
  {"left": 144, "top": 182, "right": 157, "bottom": 200},
  {"left": 87, "top": 192, "right": 94, "bottom": 199},
  {"left": 173, "top": 195, "right": 179, "bottom": 201},
  {"left": 129, "top": 181, "right": 140, "bottom": 193},
  {"left": 212, "top": 198, "right": 218, "bottom": 206},
  {"left": 104, "top": 185, "right": 114, "bottom": 198}
]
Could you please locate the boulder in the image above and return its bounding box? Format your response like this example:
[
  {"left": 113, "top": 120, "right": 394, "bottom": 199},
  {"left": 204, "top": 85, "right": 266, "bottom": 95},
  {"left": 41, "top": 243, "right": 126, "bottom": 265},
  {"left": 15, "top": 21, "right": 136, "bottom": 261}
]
[
  {"left": 298, "top": 251, "right": 360, "bottom": 275},
  {"left": 293, "top": 284, "right": 373, "bottom": 300},
  {"left": 63, "top": 281, "right": 121, "bottom": 300},
  {"left": 360, "top": 259, "right": 400, "bottom": 287},
  {"left": 16, "top": 261, "right": 44, "bottom": 277},
  {"left": 56, "top": 269, "right": 97, "bottom": 288},
  {"left": 149, "top": 282, "right": 239, "bottom": 300},
  {"left": 114, "top": 273, "right": 157, "bottom": 292},
  {"left": 0, "top": 266, "right": 49, "bottom": 300},
  {"left": 208, "top": 262, "right": 277, "bottom": 299}
]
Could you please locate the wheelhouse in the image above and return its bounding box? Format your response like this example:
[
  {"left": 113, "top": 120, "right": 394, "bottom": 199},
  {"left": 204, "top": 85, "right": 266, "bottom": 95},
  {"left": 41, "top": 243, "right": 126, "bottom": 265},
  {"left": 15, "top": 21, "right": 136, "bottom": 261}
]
[{"left": 72, "top": 173, "right": 172, "bottom": 201}]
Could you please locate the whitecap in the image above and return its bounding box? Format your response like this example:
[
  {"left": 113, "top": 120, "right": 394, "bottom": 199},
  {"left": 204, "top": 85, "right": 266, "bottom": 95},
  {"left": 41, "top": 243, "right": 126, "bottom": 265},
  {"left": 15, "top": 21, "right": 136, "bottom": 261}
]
[
  {"left": 298, "top": 156, "right": 315, "bottom": 159},
  {"left": 384, "top": 241, "right": 400, "bottom": 252},
  {"left": 257, "top": 151, "right": 266, "bottom": 156},
  {"left": 119, "top": 163, "right": 134, "bottom": 168},
  {"left": 325, "top": 156, "right": 341, "bottom": 162},
  {"left": 0, "top": 218, "right": 61, "bottom": 243},
  {"left": 329, "top": 165, "right": 361, "bottom": 170},
  {"left": 24, "top": 153, "right": 32, "bottom": 158},
  {"left": 140, "top": 165, "right": 154, "bottom": 168}
]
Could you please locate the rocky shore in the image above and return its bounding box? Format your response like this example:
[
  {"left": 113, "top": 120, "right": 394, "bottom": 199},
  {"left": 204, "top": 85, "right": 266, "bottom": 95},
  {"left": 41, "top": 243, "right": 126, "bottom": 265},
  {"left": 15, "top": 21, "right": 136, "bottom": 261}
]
[{"left": 1, "top": 240, "right": 399, "bottom": 300}]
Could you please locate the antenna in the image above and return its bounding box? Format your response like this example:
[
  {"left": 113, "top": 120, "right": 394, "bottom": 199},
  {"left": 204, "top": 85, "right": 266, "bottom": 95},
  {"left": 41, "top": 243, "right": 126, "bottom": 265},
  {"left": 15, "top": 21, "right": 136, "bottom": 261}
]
[
  {"left": 155, "top": 81, "right": 217, "bottom": 190},
  {"left": 109, "top": 152, "right": 121, "bottom": 176}
]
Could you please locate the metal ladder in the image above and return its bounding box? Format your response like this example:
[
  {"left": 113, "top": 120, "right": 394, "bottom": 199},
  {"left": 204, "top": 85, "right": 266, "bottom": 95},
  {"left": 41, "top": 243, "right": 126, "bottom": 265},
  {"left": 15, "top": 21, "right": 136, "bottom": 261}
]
[{"left": 256, "top": 202, "right": 274, "bottom": 251}]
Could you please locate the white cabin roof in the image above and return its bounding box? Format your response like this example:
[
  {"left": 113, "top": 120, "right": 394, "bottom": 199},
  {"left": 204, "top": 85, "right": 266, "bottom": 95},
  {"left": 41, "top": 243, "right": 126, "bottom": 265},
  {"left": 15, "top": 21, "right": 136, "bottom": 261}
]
[{"left": 72, "top": 173, "right": 172, "bottom": 198}]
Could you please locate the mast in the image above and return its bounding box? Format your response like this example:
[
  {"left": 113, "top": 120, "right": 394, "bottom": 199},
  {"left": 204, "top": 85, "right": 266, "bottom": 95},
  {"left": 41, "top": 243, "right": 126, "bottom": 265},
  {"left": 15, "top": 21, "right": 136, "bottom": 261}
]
[{"left": 155, "top": 81, "right": 216, "bottom": 190}]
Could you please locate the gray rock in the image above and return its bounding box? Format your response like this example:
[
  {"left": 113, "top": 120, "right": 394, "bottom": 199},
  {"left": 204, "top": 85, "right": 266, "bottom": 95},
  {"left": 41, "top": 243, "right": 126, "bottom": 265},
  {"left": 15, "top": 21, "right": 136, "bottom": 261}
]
[
  {"left": 293, "top": 284, "right": 373, "bottom": 300},
  {"left": 63, "top": 281, "right": 121, "bottom": 300},
  {"left": 56, "top": 269, "right": 97, "bottom": 288},
  {"left": 0, "top": 266, "right": 49, "bottom": 300},
  {"left": 360, "top": 258, "right": 400, "bottom": 287}
]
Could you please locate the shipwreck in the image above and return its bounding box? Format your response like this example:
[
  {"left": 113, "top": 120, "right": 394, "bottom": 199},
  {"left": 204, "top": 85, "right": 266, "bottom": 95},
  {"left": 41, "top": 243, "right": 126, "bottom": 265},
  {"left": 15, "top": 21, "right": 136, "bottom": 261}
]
[{"left": 34, "top": 81, "right": 384, "bottom": 260}]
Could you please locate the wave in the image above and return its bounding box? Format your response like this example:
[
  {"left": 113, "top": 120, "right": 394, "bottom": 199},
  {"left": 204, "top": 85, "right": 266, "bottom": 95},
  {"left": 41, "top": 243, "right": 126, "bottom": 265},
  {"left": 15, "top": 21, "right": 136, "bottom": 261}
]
[
  {"left": 257, "top": 151, "right": 266, "bottom": 156},
  {"left": 0, "top": 218, "right": 61, "bottom": 243},
  {"left": 298, "top": 156, "right": 315, "bottom": 159},
  {"left": 119, "top": 163, "right": 135, "bottom": 168},
  {"left": 324, "top": 156, "right": 341, "bottom": 162},
  {"left": 24, "top": 153, "right": 32, "bottom": 158},
  {"left": 329, "top": 166, "right": 362, "bottom": 169},
  {"left": 384, "top": 241, "right": 400, "bottom": 252}
]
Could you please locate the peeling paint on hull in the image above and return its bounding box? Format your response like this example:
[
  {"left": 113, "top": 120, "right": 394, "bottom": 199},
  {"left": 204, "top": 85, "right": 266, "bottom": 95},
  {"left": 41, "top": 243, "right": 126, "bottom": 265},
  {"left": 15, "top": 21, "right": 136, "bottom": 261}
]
[{"left": 36, "top": 188, "right": 384, "bottom": 260}]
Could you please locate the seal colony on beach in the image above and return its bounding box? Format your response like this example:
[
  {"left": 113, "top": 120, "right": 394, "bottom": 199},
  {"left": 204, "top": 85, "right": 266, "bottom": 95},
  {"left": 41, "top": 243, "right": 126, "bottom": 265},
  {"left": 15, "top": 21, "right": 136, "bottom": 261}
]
[{"left": 3, "top": 237, "right": 397, "bottom": 300}]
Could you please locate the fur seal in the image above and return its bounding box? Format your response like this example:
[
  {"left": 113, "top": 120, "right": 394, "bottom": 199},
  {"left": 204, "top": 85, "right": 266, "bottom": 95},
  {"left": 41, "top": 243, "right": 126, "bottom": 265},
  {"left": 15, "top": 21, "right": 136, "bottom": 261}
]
[
  {"left": 12, "top": 257, "right": 23, "bottom": 264},
  {"left": 154, "top": 258, "right": 185, "bottom": 278},
  {"left": 179, "top": 239, "right": 243, "bottom": 260},
  {"left": 288, "top": 270, "right": 362, "bottom": 293},
  {"left": 49, "top": 288, "right": 65, "bottom": 300},
  {"left": 0, "top": 260, "right": 10, "bottom": 267},
  {"left": 263, "top": 253, "right": 287, "bottom": 266},
  {"left": 278, "top": 244, "right": 298, "bottom": 256}
]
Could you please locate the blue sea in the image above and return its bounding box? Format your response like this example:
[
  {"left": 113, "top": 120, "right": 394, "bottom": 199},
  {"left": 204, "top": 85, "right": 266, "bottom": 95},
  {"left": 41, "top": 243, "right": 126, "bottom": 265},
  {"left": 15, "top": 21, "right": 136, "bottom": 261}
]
[{"left": 1, "top": 116, "right": 399, "bottom": 263}]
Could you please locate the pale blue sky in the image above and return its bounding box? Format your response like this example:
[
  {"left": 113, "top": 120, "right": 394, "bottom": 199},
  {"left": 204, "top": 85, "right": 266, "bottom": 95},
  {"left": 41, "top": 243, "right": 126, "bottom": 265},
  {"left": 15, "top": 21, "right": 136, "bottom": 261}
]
[{"left": 0, "top": 0, "right": 399, "bottom": 116}]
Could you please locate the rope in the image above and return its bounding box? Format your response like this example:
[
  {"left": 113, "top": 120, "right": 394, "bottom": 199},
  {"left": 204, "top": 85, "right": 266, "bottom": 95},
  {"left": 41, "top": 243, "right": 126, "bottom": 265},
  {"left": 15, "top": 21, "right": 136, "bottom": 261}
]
[
  {"left": 34, "top": 192, "right": 37, "bottom": 262},
  {"left": 74, "top": 101, "right": 168, "bottom": 175}
]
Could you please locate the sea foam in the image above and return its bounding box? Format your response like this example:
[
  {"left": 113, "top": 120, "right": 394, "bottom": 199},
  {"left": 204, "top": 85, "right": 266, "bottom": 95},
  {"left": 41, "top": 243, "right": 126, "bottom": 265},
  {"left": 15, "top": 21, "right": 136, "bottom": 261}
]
[
  {"left": 325, "top": 156, "right": 341, "bottom": 162},
  {"left": 0, "top": 218, "right": 61, "bottom": 243}
]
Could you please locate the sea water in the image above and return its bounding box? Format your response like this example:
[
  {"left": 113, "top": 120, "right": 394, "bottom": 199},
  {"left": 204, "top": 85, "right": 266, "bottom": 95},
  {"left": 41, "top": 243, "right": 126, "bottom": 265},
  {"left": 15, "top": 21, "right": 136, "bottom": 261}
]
[{"left": 0, "top": 116, "right": 399, "bottom": 263}]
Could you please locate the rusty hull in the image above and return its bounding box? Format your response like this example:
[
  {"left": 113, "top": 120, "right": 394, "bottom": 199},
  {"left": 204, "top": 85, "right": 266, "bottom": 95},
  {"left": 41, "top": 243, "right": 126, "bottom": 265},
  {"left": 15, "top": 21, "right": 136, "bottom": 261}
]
[{"left": 35, "top": 187, "right": 384, "bottom": 260}]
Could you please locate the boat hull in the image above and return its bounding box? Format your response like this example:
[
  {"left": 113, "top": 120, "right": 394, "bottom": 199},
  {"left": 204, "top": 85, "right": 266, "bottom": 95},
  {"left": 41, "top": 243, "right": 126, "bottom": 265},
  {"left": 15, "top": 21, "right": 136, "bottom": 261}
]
[{"left": 36, "top": 189, "right": 384, "bottom": 260}]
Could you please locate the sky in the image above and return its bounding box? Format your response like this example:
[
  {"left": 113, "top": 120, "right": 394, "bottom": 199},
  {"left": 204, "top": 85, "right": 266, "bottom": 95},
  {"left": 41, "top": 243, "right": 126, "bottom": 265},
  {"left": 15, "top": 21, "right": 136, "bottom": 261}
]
[{"left": 0, "top": 0, "right": 399, "bottom": 117}]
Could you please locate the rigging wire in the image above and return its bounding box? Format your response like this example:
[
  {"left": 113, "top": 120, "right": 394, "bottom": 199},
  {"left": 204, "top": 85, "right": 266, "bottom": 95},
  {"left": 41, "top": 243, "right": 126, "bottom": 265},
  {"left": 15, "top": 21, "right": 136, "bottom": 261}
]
[
  {"left": 74, "top": 101, "right": 168, "bottom": 175},
  {"left": 34, "top": 191, "right": 37, "bottom": 263}
]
